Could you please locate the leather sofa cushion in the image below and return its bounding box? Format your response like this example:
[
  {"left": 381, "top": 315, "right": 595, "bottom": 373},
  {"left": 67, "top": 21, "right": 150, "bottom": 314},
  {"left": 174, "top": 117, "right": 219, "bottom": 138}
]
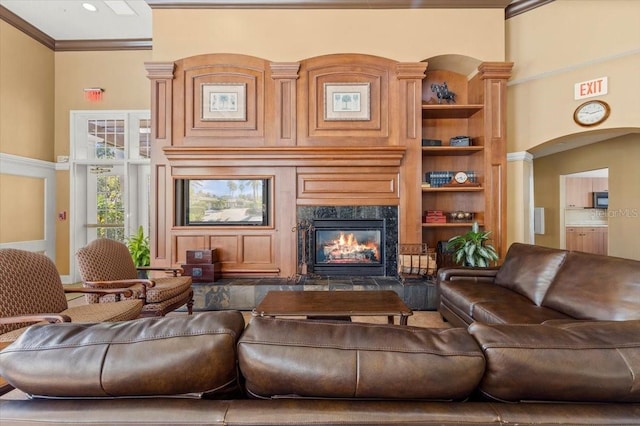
[
  {"left": 469, "top": 320, "right": 640, "bottom": 402},
  {"left": 493, "top": 243, "right": 567, "bottom": 305},
  {"left": 0, "top": 311, "right": 245, "bottom": 398},
  {"left": 238, "top": 317, "right": 485, "bottom": 400},
  {"left": 440, "top": 280, "right": 535, "bottom": 319},
  {"left": 542, "top": 251, "right": 640, "bottom": 320}
]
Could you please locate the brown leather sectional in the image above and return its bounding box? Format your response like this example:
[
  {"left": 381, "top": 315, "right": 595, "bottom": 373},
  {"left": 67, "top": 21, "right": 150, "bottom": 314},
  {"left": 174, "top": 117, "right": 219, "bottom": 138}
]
[{"left": 1, "top": 243, "right": 639, "bottom": 425}]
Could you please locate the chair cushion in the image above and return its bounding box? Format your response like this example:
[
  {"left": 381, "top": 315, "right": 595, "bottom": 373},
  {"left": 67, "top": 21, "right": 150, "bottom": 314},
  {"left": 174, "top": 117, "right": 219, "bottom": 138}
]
[
  {"left": 468, "top": 320, "right": 640, "bottom": 402},
  {"left": 238, "top": 317, "right": 485, "bottom": 401},
  {"left": 0, "top": 311, "right": 245, "bottom": 398},
  {"left": 145, "top": 276, "right": 192, "bottom": 303}
]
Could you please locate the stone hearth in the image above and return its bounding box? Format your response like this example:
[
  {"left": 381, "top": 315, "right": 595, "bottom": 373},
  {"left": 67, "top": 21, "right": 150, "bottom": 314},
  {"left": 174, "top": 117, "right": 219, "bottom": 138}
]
[{"left": 184, "top": 276, "right": 436, "bottom": 312}]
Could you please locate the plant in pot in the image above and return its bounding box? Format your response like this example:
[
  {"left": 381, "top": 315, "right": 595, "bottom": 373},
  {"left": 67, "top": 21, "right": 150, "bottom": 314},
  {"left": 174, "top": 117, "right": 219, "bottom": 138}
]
[
  {"left": 126, "top": 226, "right": 150, "bottom": 277},
  {"left": 446, "top": 221, "right": 499, "bottom": 267}
]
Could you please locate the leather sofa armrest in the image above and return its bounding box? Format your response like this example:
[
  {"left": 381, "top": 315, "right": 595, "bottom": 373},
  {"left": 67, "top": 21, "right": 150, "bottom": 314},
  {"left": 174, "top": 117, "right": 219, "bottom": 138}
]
[{"left": 437, "top": 267, "right": 500, "bottom": 284}]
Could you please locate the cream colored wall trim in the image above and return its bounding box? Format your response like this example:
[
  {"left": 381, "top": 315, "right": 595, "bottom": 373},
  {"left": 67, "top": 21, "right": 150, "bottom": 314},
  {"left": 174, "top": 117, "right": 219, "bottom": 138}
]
[
  {"left": 0, "top": 153, "right": 56, "bottom": 258},
  {"left": 507, "top": 151, "right": 533, "bottom": 162},
  {"left": 507, "top": 151, "right": 535, "bottom": 244},
  {"left": 508, "top": 47, "right": 640, "bottom": 87}
]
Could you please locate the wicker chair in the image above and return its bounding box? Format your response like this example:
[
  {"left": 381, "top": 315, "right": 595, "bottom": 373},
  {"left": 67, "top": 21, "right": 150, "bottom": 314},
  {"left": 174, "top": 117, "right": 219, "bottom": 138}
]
[
  {"left": 0, "top": 248, "right": 143, "bottom": 395},
  {"left": 76, "top": 239, "right": 193, "bottom": 317}
]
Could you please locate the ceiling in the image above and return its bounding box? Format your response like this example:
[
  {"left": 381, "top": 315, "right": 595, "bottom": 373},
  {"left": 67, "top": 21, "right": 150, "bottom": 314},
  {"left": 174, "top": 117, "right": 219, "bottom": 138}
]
[
  {"left": 0, "top": 1, "right": 152, "bottom": 40},
  {"left": 0, "top": 0, "right": 522, "bottom": 42}
]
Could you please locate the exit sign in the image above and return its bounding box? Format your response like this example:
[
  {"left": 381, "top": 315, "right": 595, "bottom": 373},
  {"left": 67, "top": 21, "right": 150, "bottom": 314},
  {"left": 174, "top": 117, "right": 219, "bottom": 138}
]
[{"left": 574, "top": 77, "right": 608, "bottom": 100}]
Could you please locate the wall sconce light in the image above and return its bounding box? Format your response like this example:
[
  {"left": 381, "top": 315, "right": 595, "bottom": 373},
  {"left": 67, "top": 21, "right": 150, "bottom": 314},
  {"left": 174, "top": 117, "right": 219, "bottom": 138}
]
[{"left": 84, "top": 87, "right": 104, "bottom": 102}]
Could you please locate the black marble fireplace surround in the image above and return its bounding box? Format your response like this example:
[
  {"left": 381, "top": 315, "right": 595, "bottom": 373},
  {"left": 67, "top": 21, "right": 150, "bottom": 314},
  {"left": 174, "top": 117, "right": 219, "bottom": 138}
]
[{"left": 297, "top": 206, "right": 399, "bottom": 277}]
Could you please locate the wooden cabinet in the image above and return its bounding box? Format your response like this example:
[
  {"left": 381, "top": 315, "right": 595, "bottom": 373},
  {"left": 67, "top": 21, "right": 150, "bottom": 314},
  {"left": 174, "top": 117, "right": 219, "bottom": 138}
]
[
  {"left": 566, "top": 178, "right": 593, "bottom": 208},
  {"left": 419, "top": 64, "right": 512, "bottom": 258},
  {"left": 566, "top": 177, "right": 608, "bottom": 208},
  {"left": 566, "top": 227, "right": 608, "bottom": 255}
]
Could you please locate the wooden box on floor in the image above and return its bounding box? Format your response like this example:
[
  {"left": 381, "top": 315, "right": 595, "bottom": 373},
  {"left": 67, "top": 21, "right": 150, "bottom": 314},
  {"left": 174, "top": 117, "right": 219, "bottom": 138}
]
[{"left": 181, "top": 263, "right": 222, "bottom": 282}]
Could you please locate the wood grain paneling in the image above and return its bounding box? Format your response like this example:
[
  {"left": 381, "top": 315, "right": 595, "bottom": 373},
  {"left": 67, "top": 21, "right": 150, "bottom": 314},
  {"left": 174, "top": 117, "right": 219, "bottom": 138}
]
[
  {"left": 172, "top": 54, "right": 271, "bottom": 146},
  {"left": 174, "top": 235, "right": 207, "bottom": 265},
  {"left": 297, "top": 172, "right": 398, "bottom": 200}
]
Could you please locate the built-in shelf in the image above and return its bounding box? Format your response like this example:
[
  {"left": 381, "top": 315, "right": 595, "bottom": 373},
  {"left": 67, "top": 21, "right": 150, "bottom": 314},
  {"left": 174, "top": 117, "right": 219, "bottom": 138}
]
[
  {"left": 422, "top": 222, "right": 484, "bottom": 228},
  {"left": 421, "top": 146, "right": 483, "bottom": 156},
  {"left": 421, "top": 186, "right": 483, "bottom": 192},
  {"left": 422, "top": 104, "right": 483, "bottom": 119}
]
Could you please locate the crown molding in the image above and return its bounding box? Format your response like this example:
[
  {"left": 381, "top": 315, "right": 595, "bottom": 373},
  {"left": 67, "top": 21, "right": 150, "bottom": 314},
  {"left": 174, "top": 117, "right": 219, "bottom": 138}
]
[
  {"left": 0, "top": 5, "right": 54, "bottom": 50},
  {"left": 505, "top": 0, "right": 555, "bottom": 19},
  {"left": 55, "top": 39, "right": 152, "bottom": 52},
  {"left": 146, "top": 0, "right": 512, "bottom": 9}
]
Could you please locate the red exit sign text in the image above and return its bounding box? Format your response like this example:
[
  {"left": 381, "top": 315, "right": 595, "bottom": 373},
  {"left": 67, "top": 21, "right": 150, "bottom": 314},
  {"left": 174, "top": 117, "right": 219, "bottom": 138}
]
[{"left": 574, "top": 77, "right": 608, "bottom": 100}]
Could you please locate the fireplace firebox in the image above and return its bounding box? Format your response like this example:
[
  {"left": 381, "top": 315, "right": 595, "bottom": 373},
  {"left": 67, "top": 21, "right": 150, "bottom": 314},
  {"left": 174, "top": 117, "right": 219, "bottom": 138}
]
[{"left": 310, "top": 219, "right": 385, "bottom": 276}]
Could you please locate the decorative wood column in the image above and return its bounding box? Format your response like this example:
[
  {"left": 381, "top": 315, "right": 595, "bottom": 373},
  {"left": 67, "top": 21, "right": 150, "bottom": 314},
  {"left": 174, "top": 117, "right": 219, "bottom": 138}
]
[
  {"left": 145, "top": 62, "right": 175, "bottom": 266},
  {"left": 477, "top": 61, "right": 513, "bottom": 258},
  {"left": 397, "top": 62, "right": 428, "bottom": 245},
  {"left": 270, "top": 62, "right": 300, "bottom": 146}
]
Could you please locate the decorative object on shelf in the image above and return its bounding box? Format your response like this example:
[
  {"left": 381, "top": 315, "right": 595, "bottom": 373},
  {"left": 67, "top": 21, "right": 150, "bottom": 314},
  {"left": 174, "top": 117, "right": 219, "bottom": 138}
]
[
  {"left": 449, "top": 136, "right": 471, "bottom": 146},
  {"left": 424, "top": 210, "right": 446, "bottom": 223},
  {"left": 397, "top": 243, "right": 437, "bottom": 279},
  {"left": 430, "top": 81, "right": 456, "bottom": 104},
  {"left": 446, "top": 222, "right": 499, "bottom": 267},
  {"left": 449, "top": 211, "right": 474, "bottom": 222},
  {"left": 201, "top": 83, "right": 247, "bottom": 121},
  {"left": 421, "top": 138, "right": 442, "bottom": 146},
  {"left": 443, "top": 171, "right": 480, "bottom": 187},
  {"left": 573, "top": 99, "right": 610, "bottom": 127},
  {"left": 324, "top": 82, "right": 371, "bottom": 121}
]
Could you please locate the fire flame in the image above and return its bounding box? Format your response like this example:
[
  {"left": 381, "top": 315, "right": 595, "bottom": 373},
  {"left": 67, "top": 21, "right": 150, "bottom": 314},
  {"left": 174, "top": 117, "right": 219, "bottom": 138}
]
[{"left": 322, "top": 232, "right": 379, "bottom": 263}]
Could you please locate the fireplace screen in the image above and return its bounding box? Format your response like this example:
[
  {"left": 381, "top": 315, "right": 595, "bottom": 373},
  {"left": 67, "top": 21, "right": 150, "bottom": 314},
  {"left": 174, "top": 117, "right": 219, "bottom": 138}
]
[
  {"left": 315, "top": 230, "right": 381, "bottom": 264},
  {"left": 311, "top": 219, "right": 385, "bottom": 275}
]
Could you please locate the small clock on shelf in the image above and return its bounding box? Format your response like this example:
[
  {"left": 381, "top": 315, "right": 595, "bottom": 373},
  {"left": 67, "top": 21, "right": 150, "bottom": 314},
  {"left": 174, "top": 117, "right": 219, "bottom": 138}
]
[{"left": 443, "top": 171, "right": 480, "bottom": 187}]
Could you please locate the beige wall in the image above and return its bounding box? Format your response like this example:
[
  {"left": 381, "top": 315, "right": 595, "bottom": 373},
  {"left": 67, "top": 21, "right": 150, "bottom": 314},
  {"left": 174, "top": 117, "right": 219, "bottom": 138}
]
[
  {"left": 506, "top": 0, "right": 639, "bottom": 151},
  {"left": 505, "top": 0, "right": 640, "bottom": 252},
  {"left": 152, "top": 9, "right": 505, "bottom": 63},
  {"left": 54, "top": 50, "right": 152, "bottom": 157},
  {"left": 0, "top": 21, "right": 54, "bottom": 254},
  {"left": 533, "top": 134, "right": 640, "bottom": 260},
  {"left": 53, "top": 50, "right": 151, "bottom": 273},
  {"left": 0, "top": 22, "right": 54, "bottom": 161},
  {"left": 0, "top": 20, "right": 150, "bottom": 272},
  {"left": 0, "top": 175, "right": 45, "bottom": 243}
]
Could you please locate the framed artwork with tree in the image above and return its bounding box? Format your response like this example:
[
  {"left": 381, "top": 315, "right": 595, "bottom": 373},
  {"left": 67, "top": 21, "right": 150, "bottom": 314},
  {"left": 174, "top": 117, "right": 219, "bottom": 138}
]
[{"left": 323, "top": 83, "right": 370, "bottom": 121}]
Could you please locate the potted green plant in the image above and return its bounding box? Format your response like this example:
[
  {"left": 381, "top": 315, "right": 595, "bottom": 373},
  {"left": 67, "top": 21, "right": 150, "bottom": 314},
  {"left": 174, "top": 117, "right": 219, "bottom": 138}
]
[
  {"left": 446, "top": 221, "right": 499, "bottom": 267},
  {"left": 126, "top": 226, "right": 150, "bottom": 274}
]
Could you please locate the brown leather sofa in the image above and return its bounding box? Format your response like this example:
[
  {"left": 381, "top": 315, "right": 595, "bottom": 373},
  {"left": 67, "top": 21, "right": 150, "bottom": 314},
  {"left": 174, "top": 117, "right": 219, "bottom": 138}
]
[
  {"left": 1, "top": 244, "right": 639, "bottom": 425},
  {"left": 437, "top": 242, "right": 640, "bottom": 326}
]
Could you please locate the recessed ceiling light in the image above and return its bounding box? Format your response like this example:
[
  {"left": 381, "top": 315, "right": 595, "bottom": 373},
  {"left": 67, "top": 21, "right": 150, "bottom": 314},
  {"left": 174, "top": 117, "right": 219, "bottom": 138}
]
[{"left": 82, "top": 3, "right": 98, "bottom": 12}]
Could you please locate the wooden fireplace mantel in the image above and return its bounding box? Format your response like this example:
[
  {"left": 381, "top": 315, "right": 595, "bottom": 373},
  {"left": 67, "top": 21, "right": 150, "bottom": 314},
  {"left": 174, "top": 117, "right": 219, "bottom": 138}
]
[{"left": 163, "top": 146, "right": 407, "bottom": 167}]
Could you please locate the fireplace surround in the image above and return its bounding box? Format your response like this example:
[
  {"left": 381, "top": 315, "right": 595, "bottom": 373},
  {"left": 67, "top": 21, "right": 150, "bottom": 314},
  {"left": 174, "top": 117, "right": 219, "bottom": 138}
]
[{"left": 297, "top": 206, "right": 398, "bottom": 277}]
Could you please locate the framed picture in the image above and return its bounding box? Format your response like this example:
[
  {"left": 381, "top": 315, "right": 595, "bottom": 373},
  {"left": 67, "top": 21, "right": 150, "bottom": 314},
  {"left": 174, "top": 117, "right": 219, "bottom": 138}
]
[
  {"left": 201, "top": 83, "right": 247, "bottom": 121},
  {"left": 324, "top": 83, "right": 371, "bottom": 121}
]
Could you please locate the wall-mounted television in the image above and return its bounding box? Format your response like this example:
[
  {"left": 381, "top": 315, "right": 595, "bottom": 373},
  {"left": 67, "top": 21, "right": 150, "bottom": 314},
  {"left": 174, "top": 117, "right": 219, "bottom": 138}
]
[{"left": 175, "top": 178, "right": 270, "bottom": 226}]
